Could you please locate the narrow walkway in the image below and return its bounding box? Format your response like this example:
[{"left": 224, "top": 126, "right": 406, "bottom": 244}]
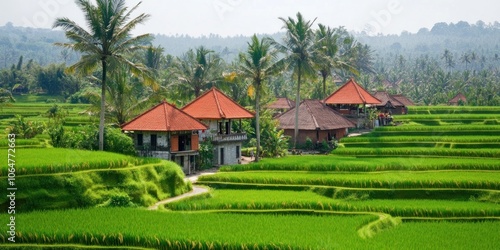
[
  {"left": 148, "top": 158, "right": 253, "bottom": 210},
  {"left": 148, "top": 185, "right": 209, "bottom": 210},
  {"left": 148, "top": 168, "right": 218, "bottom": 210}
]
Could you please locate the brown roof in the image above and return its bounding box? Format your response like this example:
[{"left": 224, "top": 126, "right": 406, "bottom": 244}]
[
  {"left": 267, "top": 97, "right": 295, "bottom": 109},
  {"left": 373, "top": 91, "right": 404, "bottom": 107},
  {"left": 121, "top": 101, "right": 207, "bottom": 132},
  {"left": 324, "top": 78, "right": 381, "bottom": 105},
  {"left": 392, "top": 94, "right": 415, "bottom": 106},
  {"left": 277, "top": 100, "right": 356, "bottom": 130},
  {"left": 449, "top": 93, "right": 467, "bottom": 104},
  {"left": 182, "top": 87, "right": 254, "bottom": 119}
]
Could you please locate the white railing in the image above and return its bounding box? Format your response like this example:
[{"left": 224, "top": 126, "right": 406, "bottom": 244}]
[{"left": 212, "top": 133, "right": 247, "bottom": 143}]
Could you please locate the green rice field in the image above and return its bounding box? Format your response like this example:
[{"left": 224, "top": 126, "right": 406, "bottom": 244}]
[{"left": 1, "top": 104, "right": 499, "bottom": 249}]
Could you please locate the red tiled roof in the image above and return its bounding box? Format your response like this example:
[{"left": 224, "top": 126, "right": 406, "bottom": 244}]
[
  {"left": 373, "top": 91, "right": 404, "bottom": 107},
  {"left": 449, "top": 93, "right": 467, "bottom": 104},
  {"left": 392, "top": 94, "right": 415, "bottom": 106},
  {"left": 323, "top": 78, "right": 381, "bottom": 105},
  {"left": 121, "top": 101, "right": 207, "bottom": 132},
  {"left": 267, "top": 97, "right": 295, "bottom": 109},
  {"left": 277, "top": 100, "right": 356, "bottom": 130},
  {"left": 182, "top": 87, "right": 254, "bottom": 119}
]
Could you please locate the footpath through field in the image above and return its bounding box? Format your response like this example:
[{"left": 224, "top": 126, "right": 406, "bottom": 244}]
[
  {"left": 148, "top": 170, "right": 215, "bottom": 210},
  {"left": 149, "top": 157, "right": 255, "bottom": 209}
]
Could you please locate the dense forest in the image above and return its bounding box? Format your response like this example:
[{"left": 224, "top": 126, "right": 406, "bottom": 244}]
[{"left": 1, "top": 20, "right": 500, "bottom": 108}]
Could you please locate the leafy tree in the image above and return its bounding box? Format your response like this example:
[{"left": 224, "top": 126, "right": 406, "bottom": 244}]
[
  {"left": 53, "top": 0, "right": 155, "bottom": 150},
  {"left": 238, "top": 34, "right": 284, "bottom": 162},
  {"left": 0, "top": 88, "right": 15, "bottom": 104},
  {"left": 273, "top": 12, "right": 317, "bottom": 148},
  {"left": 172, "top": 46, "right": 224, "bottom": 102}
]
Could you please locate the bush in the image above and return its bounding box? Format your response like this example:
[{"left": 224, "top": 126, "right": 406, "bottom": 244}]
[
  {"left": 8, "top": 115, "right": 46, "bottom": 139},
  {"left": 53, "top": 124, "right": 136, "bottom": 155}
]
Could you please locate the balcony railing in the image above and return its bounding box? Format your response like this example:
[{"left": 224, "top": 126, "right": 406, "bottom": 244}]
[{"left": 212, "top": 133, "right": 247, "bottom": 143}]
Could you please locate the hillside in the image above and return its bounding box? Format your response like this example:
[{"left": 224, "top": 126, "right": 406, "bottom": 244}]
[{"left": 2, "top": 20, "right": 500, "bottom": 68}]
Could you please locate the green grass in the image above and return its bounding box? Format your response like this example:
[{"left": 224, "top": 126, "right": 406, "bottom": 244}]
[
  {"left": 332, "top": 147, "right": 500, "bottom": 157},
  {"left": 198, "top": 171, "right": 500, "bottom": 190},
  {"left": 341, "top": 142, "right": 500, "bottom": 149},
  {"left": 165, "top": 189, "right": 500, "bottom": 217},
  {"left": 375, "top": 124, "right": 500, "bottom": 131},
  {"left": 366, "top": 220, "right": 500, "bottom": 249},
  {"left": 221, "top": 155, "right": 500, "bottom": 172},
  {"left": 407, "top": 106, "right": 500, "bottom": 114},
  {"left": 341, "top": 135, "right": 500, "bottom": 143},
  {"left": 0, "top": 148, "right": 160, "bottom": 176},
  {"left": 0, "top": 160, "right": 189, "bottom": 210},
  {"left": 0, "top": 208, "right": 377, "bottom": 249}
]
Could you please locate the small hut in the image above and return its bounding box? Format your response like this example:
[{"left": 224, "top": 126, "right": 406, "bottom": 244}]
[
  {"left": 121, "top": 101, "right": 208, "bottom": 174},
  {"left": 267, "top": 97, "right": 295, "bottom": 116},
  {"left": 373, "top": 91, "right": 406, "bottom": 115},
  {"left": 323, "top": 78, "right": 381, "bottom": 117},
  {"left": 276, "top": 100, "right": 356, "bottom": 145},
  {"left": 448, "top": 93, "right": 467, "bottom": 106}
]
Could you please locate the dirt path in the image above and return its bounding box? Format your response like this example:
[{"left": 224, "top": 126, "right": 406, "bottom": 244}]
[
  {"left": 149, "top": 158, "right": 254, "bottom": 210},
  {"left": 148, "top": 168, "right": 219, "bottom": 210},
  {"left": 148, "top": 185, "right": 209, "bottom": 210}
]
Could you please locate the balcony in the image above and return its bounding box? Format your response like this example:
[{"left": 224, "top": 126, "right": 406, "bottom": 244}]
[{"left": 212, "top": 133, "right": 247, "bottom": 144}]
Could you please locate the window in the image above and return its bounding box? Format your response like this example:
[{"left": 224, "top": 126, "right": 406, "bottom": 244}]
[
  {"left": 150, "top": 134, "right": 157, "bottom": 150},
  {"left": 236, "top": 145, "right": 240, "bottom": 158},
  {"left": 137, "top": 134, "right": 143, "bottom": 146}
]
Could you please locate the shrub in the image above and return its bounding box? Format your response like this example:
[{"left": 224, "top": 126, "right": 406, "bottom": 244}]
[
  {"left": 55, "top": 124, "right": 136, "bottom": 155},
  {"left": 8, "top": 115, "right": 46, "bottom": 139}
]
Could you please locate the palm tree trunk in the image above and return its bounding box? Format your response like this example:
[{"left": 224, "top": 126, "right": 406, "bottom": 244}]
[
  {"left": 99, "top": 60, "right": 107, "bottom": 151},
  {"left": 255, "top": 84, "right": 261, "bottom": 162},
  {"left": 322, "top": 73, "right": 327, "bottom": 99},
  {"left": 294, "top": 63, "right": 301, "bottom": 148}
]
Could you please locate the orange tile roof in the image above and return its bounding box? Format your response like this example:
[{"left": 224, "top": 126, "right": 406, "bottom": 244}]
[
  {"left": 323, "top": 78, "right": 381, "bottom": 105},
  {"left": 182, "top": 87, "right": 254, "bottom": 119},
  {"left": 449, "top": 93, "right": 467, "bottom": 104},
  {"left": 121, "top": 101, "right": 207, "bottom": 132}
]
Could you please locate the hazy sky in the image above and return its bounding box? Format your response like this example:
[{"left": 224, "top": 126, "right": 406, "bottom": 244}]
[{"left": 1, "top": 0, "right": 498, "bottom": 37}]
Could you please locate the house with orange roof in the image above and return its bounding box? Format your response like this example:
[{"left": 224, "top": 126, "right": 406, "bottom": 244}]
[
  {"left": 323, "top": 78, "right": 381, "bottom": 117},
  {"left": 121, "top": 101, "right": 207, "bottom": 174},
  {"left": 182, "top": 87, "right": 254, "bottom": 166}
]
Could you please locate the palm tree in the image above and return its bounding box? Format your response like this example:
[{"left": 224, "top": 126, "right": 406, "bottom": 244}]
[
  {"left": 239, "top": 35, "right": 284, "bottom": 162},
  {"left": 53, "top": 0, "right": 155, "bottom": 150},
  {"left": 314, "top": 24, "right": 358, "bottom": 98},
  {"left": 174, "top": 46, "right": 224, "bottom": 101},
  {"left": 273, "top": 12, "right": 317, "bottom": 148}
]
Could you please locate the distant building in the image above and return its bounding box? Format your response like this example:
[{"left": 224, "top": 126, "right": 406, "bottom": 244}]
[
  {"left": 323, "top": 78, "right": 381, "bottom": 117},
  {"left": 182, "top": 87, "right": 254, "bottom": 166},
  {"left": 121, "top": 101, "right": 208, "bottom": 174},
  {"left": 373, "top": 91, "right": 411, "bottom": 115},
  {"left": 267, "top": 97, "right": 295, "bottom": 116},
  {"left": 276, "top": 100, "right": 356, "bottom": 145},
  {"left": 448, "top": 93, "right": 467, "bottom": 106},
  {"left": 392, "top": 94, "right": 415, "bottom": 107}
]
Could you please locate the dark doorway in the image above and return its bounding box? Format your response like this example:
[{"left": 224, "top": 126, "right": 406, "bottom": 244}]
[
  {"left": 220, "top": 148, "right": 225, "bottom": 165},
  {"left": 150, "top": 134, "right": 157, "bottom": 150}
]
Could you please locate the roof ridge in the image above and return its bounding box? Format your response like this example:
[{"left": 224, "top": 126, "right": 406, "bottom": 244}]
[
  {"left": 304, "top": 100, "right": 320, "bottom": 129},
  {"left": 212, "top": 88, "right": 226, "bottom": 118},
  {"left": 162, "top": 101, "right": 170, "bottom": 131},
  {"left": 352, "top": 80, "right": 366, "bottom": 103}
]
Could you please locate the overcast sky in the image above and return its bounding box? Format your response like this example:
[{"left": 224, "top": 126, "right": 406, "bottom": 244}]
[{"left": 1, "top": 0, "right": 499, "bottom": 37}]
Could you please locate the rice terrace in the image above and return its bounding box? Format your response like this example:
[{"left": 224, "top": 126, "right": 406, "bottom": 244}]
[{"left": 1, "top": 0, "right": 500, "bottom": 249}]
